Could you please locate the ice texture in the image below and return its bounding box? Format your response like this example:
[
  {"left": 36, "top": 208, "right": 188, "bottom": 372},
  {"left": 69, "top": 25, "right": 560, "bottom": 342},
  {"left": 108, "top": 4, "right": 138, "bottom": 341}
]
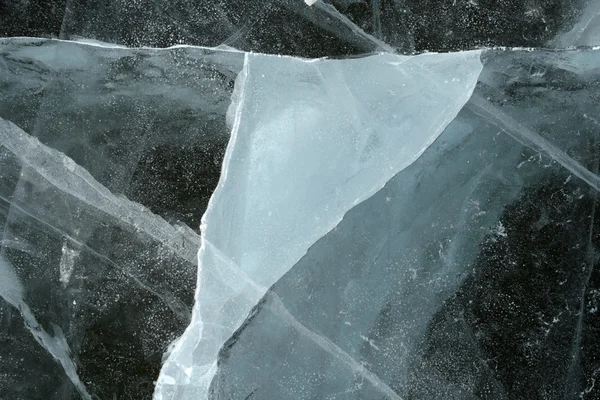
[
  {"left": 154, "top": 49, "right": 483, "bottom": 399},
  {"left": 551, "top": 0, "right": 600, "bottom": 47},
  {"left": 207, "top": 48, "right": 600, "bottom": 399},
  {"left": 0, "top": 254, "right": 91, "bottom": 400},
  {"left": 0, "top": 3, "right": 599, "bottom": 397},
  {"left": 1, "top": 0, "right": 595, "bottom": 55},
  {"left": 0, "top": 115, "right": 197, "bottom": 399},
  {"left": 0, "top": 38, "right": 240, "bottom": 400}
]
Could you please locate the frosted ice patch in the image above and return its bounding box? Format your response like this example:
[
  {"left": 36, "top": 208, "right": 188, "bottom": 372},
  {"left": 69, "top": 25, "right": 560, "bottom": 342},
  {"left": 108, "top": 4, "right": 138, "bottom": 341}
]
[
  {"left": 0, "top": 255, "right": 24, "bottom": 307},
  {"left": 59, "top": 242, "right": 79, "bottom": 287}
]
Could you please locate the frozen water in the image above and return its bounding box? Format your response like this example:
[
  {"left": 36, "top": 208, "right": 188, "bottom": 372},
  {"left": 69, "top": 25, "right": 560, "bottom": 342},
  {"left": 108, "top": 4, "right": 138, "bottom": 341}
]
[
  {"left": 0, "top": 115, "right": 198, "bottom": 398},
  {"left": 154, "top": 49, "right": 483, "bottom": 399},
  {"left": 207, "top": 47, "right": 600, "bottom": 399},
  {"left": 0, "top": 4, "right": 599, "bottom": 398},
  {"left": 0, "top": 38, "right": 240, "bottom": 400},
  {"left": 551, "top": 0, "right": 600, "bottom": 47},
  {"left": 0, "top": 37, "right": 242, "bottom": 229},
  {"left": 1, "top": 0, "right": 596, "bottom": 55},
  {"left": 0, "top": 255, "right": 91, "bottom": 400},
  {"left": 0, "top": 252, "right": 24, "bottom": 309}
]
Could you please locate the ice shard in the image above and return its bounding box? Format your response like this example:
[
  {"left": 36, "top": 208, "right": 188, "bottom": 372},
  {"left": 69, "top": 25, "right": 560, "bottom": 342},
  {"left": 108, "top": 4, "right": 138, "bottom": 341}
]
[
  {"left": 0, "top": 115, "right": 198, "bottom": 399},
  {"left": 155, "top": 49, "right": 483, "bottom": 399}
]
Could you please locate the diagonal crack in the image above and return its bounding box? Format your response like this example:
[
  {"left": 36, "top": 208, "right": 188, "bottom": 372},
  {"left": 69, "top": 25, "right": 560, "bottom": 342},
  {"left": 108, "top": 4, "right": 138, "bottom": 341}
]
[
  {"left": 566, "top": 136, "right": 600, "bottom": 396},
  {"left": 312, "top": 1, "right": 396, "bottom": 53},
  {"left": 0, "top": 255, "right": 92, "bottom": 400},
  {"left": 203, "top": 239, "right": 403, "bottom": 399},
  {"left": 0, "top": 118, "right": 200, "bottom": 263},
  {"left": 467, "top": 94, "right": 600, "bottom": 193}
]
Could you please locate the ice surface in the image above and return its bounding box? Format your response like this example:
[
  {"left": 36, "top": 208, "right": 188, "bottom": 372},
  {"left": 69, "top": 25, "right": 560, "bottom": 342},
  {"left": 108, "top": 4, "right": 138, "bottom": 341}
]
[
  {"left": 1, "top": 0, "right": 596, "bottom": 55},
  {"left": 0, "top": 7, "right": 598, "bottom": 398},
  {"left": 467, "top": 94, "right": 600, "bottom": 192},
  {"left": 154, "top": 49, "right": 483, "bottom": 399},
  {"left": 0, "top": 38, "right": 240, "bottom": 399},
  {"left": 472, "top": 49, "right": 600, "bottom": 187},
  {"left": 551, "top": 0, "right": 600, "bottom": 47},
  {"left": 0, "top": 116, "right": 197, "bottom": 398},
  {"left": 206, "top": 47, "right": 600, "bottom": 399},
  {"left": 0, "top": 37, "right": 242, "bottom": 229},
  {"left": 0, "top": 118, "right": 198, "bottom": 264},
  {"left": 0, "top": 254, "right": 91, "bottom": 399}
]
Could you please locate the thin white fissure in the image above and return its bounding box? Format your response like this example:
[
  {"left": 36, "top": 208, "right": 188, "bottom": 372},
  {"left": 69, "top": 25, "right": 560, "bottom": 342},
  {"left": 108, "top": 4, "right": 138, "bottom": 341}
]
[
  {"left": 204, "top": 238, "right": 403, "bottom": 399},
  {"left": 467, "top": 94, "right": 600, "bottom": 193}
]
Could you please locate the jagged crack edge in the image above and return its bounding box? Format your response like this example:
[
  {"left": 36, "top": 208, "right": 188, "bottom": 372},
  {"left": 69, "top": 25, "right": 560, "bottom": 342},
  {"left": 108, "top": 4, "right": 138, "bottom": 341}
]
[{"left": 3, "top": 36, "right": 598, "bottom": 62}]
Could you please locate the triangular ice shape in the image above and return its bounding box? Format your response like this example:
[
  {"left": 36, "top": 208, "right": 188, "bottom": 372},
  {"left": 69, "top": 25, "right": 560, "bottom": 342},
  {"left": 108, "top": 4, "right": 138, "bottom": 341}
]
[{"left": 155, "top": 49, "right": 483, "bottom": 399}]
